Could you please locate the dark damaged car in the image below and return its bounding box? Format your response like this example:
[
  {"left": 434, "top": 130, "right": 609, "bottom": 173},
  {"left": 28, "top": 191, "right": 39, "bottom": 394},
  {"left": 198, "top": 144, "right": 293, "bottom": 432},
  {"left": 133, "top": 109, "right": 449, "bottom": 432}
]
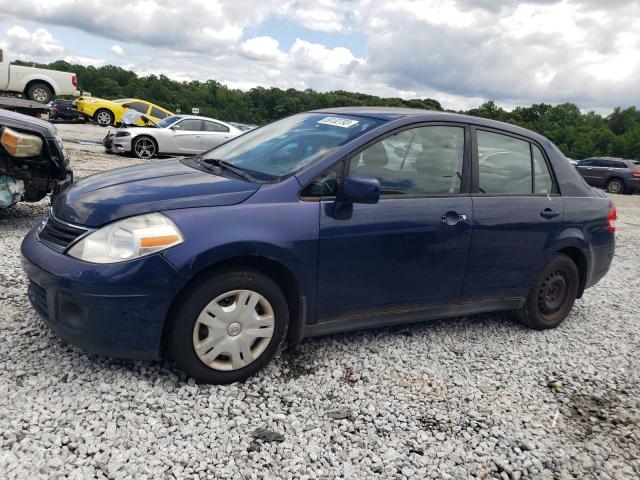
[{"left": 0, "top": 109, "right": 72, "bottom": 208}]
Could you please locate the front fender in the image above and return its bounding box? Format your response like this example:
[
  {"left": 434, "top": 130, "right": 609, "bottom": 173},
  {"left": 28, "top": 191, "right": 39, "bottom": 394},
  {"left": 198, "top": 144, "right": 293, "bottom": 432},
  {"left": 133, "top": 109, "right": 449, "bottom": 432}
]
[{"left": 161, "top": 197, "right": 320, "bottom": 321}]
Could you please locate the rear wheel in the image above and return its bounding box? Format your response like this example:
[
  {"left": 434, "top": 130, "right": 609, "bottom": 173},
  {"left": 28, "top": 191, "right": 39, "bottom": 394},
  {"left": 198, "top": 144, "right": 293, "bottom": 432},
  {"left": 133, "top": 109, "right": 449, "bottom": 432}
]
[
  {"left": 168, "top": 270, "right": 289, "bottom": 384},
  {"left": 93, "top": 109, "right": 114, "bottom": 127},
  {"left": 515, "top": 254, "right": 579, "bottom": 330},
  {"left": 26, "top": 83, "right": 52, "bottom": 104},
  {"left": 605, "top": 178, "right": 624, "bottom": 194}
]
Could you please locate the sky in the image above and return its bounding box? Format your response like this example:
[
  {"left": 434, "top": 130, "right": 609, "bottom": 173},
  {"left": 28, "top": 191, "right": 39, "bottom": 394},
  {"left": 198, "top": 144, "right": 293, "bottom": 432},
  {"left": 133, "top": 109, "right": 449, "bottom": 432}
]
[{"left": 0, "top": 0, "right": 639, "bottom": 113}]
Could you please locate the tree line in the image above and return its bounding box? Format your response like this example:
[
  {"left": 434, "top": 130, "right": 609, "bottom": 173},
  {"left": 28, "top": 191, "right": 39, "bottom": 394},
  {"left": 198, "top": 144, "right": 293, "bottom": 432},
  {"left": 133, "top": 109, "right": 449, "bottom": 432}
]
[{"left": 19, "top": 59, "right": 640, "bottom": 160}]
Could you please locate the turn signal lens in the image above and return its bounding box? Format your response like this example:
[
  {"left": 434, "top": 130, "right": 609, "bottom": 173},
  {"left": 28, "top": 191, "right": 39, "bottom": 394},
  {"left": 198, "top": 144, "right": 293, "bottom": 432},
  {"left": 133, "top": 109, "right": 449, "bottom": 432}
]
[
  {"left": 0, "top": 127, "right": 43, "bottom": 157},
  {"left": 607, "top": 203, "right": 617, "bottom": 234},
  {"left": 140, "top": 235, "right": 180, "bottom": 248}
]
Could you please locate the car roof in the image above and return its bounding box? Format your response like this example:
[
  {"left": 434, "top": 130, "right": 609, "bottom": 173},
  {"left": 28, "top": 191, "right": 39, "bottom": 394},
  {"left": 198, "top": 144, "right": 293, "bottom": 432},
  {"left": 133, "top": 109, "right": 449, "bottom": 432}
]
[{"left": 309, "top": 107, "right": 546, "bottom": 140}]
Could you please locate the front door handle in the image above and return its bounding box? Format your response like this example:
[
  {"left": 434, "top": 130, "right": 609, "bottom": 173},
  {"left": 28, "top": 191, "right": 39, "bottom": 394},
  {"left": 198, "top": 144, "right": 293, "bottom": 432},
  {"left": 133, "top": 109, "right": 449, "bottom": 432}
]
[
  {"left": 441, "top": 211, "right": 467, "bottom": 225},
  {"left": 540, "top": 208, "right": 560, "bottom": 219}
]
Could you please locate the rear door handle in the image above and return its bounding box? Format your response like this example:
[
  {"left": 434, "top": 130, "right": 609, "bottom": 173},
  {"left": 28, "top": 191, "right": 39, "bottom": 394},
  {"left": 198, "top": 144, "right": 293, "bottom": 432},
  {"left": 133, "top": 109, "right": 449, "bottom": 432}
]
[
  {"left": 441, "top": 211, "right": 467, "bottom": 225},
  {"left": 540, "top": 208, "right": 560, "bottom": 219}
]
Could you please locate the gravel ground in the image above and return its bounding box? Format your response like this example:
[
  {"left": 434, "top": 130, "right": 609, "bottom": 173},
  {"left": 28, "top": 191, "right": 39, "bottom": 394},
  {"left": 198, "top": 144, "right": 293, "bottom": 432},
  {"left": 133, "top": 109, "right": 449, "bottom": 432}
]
[{"left": 1, "top": 124, "right": 639, "bottom": 479}]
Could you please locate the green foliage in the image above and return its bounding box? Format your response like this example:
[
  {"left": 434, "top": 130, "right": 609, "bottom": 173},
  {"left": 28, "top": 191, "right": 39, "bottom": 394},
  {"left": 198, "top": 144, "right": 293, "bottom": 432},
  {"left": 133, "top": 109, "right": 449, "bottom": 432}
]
[{"left": 16, "top": 59, "right": 640, "bottom": 160}]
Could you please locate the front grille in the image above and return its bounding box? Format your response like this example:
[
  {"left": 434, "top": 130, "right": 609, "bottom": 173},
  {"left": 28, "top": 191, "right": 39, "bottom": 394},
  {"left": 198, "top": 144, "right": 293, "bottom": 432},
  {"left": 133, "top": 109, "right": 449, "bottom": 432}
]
[
  {"left": 28, "top": 281, "right": 48, "bottom": 319},
  {"left": 38, "top": 212, "right": 89, "bottom": 252}
]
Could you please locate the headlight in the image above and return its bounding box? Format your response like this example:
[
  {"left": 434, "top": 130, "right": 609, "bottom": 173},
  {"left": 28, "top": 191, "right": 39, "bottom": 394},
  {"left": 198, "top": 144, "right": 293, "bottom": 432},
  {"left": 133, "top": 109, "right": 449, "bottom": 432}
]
[
  {"left": 1, "top": 127, "right": 43, "bottom": 157},
  {"left": 83, "top": 98, "right": 97, "bottom": 103},
  {"left": 67, "top": 213, "right": 183, "bottom": 263}
]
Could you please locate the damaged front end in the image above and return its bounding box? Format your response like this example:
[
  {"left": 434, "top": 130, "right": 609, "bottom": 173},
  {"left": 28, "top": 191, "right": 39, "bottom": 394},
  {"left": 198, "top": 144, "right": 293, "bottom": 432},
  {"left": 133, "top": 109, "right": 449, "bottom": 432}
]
[{"left": 0, "top": 115, "right": 73, "bottom": 209}]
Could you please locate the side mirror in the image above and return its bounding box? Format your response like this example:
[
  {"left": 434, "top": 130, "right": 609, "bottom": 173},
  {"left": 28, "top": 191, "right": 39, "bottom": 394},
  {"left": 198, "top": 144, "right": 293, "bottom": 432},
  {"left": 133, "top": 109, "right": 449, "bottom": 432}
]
[{"left": 339, "top": 175, "right": 380, "bottom": 204}]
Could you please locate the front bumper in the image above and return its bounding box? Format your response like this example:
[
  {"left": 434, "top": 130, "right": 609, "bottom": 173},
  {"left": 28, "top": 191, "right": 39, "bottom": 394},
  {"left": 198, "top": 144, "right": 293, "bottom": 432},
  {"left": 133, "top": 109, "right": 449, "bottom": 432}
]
[
  {"left": 21, "top": 226, "right": 185, "bottom": 360},
  {"left": 112, "top": 136, "right": 132, "bottom": 154}
]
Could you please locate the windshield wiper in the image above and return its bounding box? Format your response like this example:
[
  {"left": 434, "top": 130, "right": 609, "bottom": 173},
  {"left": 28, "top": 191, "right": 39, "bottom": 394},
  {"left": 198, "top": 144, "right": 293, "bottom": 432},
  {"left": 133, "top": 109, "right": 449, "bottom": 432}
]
[{"left": 198, "top": 157, "right": 258, "bottom": 183}]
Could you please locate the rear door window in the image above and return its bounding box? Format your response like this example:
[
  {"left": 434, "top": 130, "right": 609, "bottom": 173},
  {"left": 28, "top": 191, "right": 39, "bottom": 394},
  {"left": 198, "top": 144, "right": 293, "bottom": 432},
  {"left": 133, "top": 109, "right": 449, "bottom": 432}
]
[
  {"left": 477, "top": 131, "right": 532, "bottom": 194},
  {"left": 204, "top": 121, "right": 230, "bottom": 133}
]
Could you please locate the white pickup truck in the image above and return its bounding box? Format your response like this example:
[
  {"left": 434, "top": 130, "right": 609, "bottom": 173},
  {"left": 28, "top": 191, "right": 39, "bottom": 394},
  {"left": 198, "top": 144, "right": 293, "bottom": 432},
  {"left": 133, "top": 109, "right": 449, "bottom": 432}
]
[{"left": 0, "top": 48, "right": 78, "bottom": 104}]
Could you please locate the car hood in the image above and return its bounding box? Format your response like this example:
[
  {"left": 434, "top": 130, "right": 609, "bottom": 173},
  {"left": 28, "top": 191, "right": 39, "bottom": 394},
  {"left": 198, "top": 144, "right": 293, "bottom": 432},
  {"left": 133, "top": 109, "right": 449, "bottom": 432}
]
[{"left": 53, "top": 159, "right": 260, "bottom": 227}]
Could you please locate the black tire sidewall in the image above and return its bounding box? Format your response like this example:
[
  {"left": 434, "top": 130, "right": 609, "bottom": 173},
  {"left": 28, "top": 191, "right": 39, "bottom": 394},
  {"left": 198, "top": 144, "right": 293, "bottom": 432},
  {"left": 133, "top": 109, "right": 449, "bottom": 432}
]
[
  {"left": 524, "top": 254, "right": 579, "bottom": 329},
  {"left": 168, "top": 270, "right": 289, "bottom": 384}
]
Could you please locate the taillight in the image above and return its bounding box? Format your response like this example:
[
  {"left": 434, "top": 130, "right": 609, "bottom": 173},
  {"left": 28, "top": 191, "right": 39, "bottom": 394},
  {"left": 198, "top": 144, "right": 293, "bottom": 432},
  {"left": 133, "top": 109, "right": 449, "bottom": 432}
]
[
  {"left": 607, "top": 203, "right": 617, "bottom": 233},
  {"left": 631, "top": 170, "right": 640, "bottom": 177},
  {"left": 72, "top": 75, "right": 77, "bottom": 87}
]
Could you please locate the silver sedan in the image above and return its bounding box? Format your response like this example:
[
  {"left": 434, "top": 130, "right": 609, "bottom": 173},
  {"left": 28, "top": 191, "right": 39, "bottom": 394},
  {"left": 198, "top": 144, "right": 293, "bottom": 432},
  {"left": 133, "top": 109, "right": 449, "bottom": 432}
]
[{"left": 109, "top": 114, "right": 245, "bottom": 159}]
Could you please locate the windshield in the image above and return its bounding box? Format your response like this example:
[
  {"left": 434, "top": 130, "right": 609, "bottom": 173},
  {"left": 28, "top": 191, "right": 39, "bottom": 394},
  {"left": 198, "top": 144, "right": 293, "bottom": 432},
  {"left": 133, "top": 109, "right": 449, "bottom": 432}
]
[
  {"left": 157, "top": 115, "right": 182, "bottom": 128},
  {"left": 202, "top": 113, "right": 384, "bottom": 181}
]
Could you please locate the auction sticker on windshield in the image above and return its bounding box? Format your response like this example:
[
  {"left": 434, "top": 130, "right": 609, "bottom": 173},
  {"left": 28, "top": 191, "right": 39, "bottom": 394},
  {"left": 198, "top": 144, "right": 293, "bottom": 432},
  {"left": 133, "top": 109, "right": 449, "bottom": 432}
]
[{"left": 317, "top": 117, "right": 360, "bottom": 128}]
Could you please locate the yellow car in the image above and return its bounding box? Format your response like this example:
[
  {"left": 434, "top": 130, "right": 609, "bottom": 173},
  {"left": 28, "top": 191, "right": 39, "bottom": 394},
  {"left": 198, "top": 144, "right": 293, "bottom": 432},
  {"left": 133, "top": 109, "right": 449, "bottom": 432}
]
[{"left": 72, "top": 97, "right": 173, "bottom": 126}]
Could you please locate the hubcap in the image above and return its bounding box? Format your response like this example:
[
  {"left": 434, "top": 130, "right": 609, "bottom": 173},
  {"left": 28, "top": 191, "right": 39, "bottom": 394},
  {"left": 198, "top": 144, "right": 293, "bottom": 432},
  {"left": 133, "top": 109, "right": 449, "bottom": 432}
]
[
  {"left": 192, "top": 289, "right": 275, "bottom": 371},
  {"left": 32, "top": 88, "right": 48, "bottom": 103},
  {"left": 135, "top": 138, "right": 155, "bottom": 158},
  {"left": 538, "top": 271, "right": 569, "bottom": 319},
  {"left": 97, "top": 112, "right": 111, "bottom": 125},
  {"left": 608, "top": 181, "right": 622, "bottom": 193}
]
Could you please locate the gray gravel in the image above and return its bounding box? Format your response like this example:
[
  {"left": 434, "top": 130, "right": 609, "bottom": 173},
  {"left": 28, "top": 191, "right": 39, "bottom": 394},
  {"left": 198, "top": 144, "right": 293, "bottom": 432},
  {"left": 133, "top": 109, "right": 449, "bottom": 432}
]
[{"left": 1, "top": 124, "right": 639, "bottom": 479}]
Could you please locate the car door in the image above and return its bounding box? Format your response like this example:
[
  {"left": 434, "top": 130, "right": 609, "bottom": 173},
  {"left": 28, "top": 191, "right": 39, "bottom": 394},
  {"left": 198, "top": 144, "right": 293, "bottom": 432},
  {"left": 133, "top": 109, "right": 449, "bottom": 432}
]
[
  {"left": 314, "top": 124, "right": 473, "bottom": 321},
  {"left": 171, "top": 118, "right": 203, "bottom": 153},
  {"left": 462, "top": 128, "right": 563, "bottom": 302},
  {"left": 201, "top": 120, "right": 232, "bottom": 150}
]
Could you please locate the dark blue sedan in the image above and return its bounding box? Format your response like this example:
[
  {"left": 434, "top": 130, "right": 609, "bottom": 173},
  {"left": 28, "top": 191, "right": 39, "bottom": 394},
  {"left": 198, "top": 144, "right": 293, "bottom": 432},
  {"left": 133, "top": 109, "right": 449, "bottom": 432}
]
[{"left": 21, "top": 108, "right": 616, "bottom": 383}]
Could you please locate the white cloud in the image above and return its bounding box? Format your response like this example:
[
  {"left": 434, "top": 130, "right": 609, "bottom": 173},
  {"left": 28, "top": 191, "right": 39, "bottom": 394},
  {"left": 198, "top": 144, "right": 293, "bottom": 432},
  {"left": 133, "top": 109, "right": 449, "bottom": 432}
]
[
  {"left": 239, "top": 36, "right": 284, "bottom": 62},
  {"left": 109, "top": 44, "right": 124, "bottom": 56},
  {"left": 63, "top": 55, "right": 105, "bottom": 67},
  {"left": 289, "top": 39, "right": 361, "bottom": 75},
  {"left": 5, "top": 25, "right": 64, "bottom": 59},
  {"left": 286, "top": 0, "right": 349, "bottom": 32}
]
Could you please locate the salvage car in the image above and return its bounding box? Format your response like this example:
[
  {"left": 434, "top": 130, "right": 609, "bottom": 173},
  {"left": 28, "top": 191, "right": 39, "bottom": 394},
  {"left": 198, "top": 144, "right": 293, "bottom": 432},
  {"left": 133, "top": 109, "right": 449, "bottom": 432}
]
[
  {"left": 21, "top": 108, "right": 615, "bottom": 384},
  {"left": 1, "top": 109, "right": 72, "bottom": 208},
  {"left": 105, "top": 114, "right": 244, "bottom": 159},
  {"left": 574, "top": 157, "right": 640, "bottom": 194},
  {"left": 73, "top": 96, "right": 173, "bottom": 126}
]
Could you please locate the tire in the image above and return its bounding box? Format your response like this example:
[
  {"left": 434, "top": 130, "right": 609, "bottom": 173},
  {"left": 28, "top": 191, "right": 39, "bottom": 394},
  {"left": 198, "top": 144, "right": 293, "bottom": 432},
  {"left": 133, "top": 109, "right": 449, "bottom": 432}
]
[
  {"left": 93, "top": 109, "right": 114, "bottom": 127},
  {"left": 168, "top": 270, "right": 289, "bottom": 384},
  {"left": 605, "top": 178, "right": 624, "bottom": 194},
  {"left": 515, "top": 254, "right": 579, "bottom": 330},
  {"left": 132, "top": 136, "right": 158, "bottom": 159},
  {"left": 26, "top": 83, "right": 52, "bottom": 104}
]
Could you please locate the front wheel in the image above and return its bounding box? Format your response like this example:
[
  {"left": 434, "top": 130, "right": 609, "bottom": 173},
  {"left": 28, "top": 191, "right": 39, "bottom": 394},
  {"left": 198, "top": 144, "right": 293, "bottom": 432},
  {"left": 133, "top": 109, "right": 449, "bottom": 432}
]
[
  {"left": 93, "top": 109, "right": 114, "bottom": 127},
  {"left": 168, "top": 270, "right": 289, "bottom": 384},
  {"left": 132, "top": 136, "right": 157, "bottom": 159},
  {"left": 515, "top": 254, "right": 579, "bottom": 330}
]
